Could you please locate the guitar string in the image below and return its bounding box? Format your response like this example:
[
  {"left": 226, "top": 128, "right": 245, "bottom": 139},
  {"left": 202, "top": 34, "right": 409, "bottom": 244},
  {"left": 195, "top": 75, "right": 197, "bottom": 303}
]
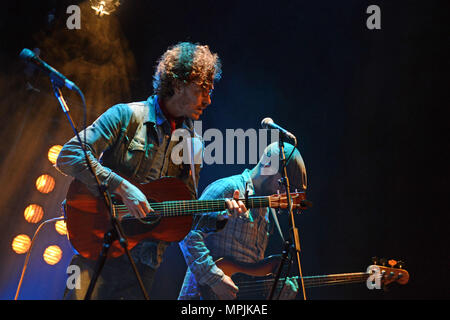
[
  {"left": 204, "top": 277, "right": 369, "bottom": 298},
  {"left": 236, "top": 272, "right": 407, "bottom": 296},
  {"left": 237, "top": 280, "right": 368, "bottom": 296},
  {"left": 113, "top": 198, "right": 272, "bottom": 220},
  {"left": 236, "top": 279, "right": 371, "bottom": 297},
  {"left": 235, "top": 275, "right": 369, "bottom": 293},
  {"left": 95, "top": 191, "right": 303, "bottom": 220},
  {"left": 235, "top": 272, "right": 369, "bottom": 286},
  {"left": 235, "top": 273, "right": 368, "bottom": 288},
  {"left": 110, "top": 192, "right": 304, "bottom": 221},
  {"left": 141, "top": 198, "right": 270, "bottom": 212},
  {"left": 114, "top": 198, "right": 269, "bottom": 211},
  {"left": 111, "top": 193, "right": 302, "bottom": 214},
  {"left": 234, "top": 275, "right": 370, "bottom": 296}
]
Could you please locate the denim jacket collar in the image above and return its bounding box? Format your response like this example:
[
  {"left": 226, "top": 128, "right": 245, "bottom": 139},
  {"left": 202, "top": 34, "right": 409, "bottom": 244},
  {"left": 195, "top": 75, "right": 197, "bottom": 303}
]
[{"left": 145, "top": 95, "right": 195, "bottom": 133}]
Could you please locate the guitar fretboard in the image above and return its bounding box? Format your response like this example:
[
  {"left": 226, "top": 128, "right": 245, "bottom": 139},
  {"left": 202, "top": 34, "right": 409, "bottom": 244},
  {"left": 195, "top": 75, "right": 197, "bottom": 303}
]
[
  {"left": 235, "top": 272, "right": 370, "bottom": 298},
  {"left": 115, "top": 197, "right": 271, "bottom": 220}
]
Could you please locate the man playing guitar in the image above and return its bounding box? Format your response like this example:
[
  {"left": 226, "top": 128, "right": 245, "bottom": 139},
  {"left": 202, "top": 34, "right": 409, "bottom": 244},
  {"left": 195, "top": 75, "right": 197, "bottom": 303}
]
[
  {"left": 57, "top": 42, "right": 247, "bottom": 299},
  {"left": 178, "top": 142, "right": 307, "bottom": 300}
]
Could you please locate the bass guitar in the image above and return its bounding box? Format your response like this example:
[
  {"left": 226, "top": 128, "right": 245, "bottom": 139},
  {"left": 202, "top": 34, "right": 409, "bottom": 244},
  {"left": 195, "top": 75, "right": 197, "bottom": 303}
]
[
  {"left": 199, "top": 256, "right": 410, "bottom": 299},
  {"left": 64, "top": 177, "right": 308, "bottom": 260}
]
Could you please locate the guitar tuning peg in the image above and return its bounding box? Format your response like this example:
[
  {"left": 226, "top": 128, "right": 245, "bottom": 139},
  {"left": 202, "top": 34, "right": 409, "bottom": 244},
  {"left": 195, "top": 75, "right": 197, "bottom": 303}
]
[
  {"left": 371, "top": 256, "right": 379, "bottom": 265},
  {"left": 388, "top": 259, "right": 397, "bottom": 268},
  {"left": 277, "top": 190, "right": 280, "bottom": 195},
  {"left": 396, "top": 260, "right": 406, "bottom": 269}
]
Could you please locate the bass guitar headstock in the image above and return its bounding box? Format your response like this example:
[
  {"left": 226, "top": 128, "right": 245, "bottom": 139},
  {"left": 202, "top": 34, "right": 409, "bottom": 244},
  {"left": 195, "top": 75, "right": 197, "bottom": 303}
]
[{"left": 368, "top": 257, "right": 410, "bottom": 288}]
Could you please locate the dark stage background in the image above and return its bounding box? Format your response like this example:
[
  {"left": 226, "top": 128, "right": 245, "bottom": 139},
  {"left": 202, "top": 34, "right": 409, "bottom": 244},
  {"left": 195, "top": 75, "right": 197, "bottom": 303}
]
[{"left": 0, "top": 0, "right": 448, "bottom": 301}]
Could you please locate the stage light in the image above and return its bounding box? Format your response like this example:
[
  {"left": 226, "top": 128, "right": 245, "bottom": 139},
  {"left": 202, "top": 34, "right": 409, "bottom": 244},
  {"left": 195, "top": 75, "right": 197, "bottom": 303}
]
[
  {"left": 43, "top": 245, "right": 62, "bottom": 265},
  {"left": 24, "top": 204, "right": 44, "bottom": 224},
  {"left": 48, "top": 145, "right": 62, "bottom": 165},
  {"left": 12, "top": 234, "right": 31, "bottom": 254},
  {"left": 55, "top": 220, "right": 67, "bottom": 235},
  {"left": 90, "top": 0, "right": 121, "bottom": 16},
  {"left": 35, "top": 174, "right": 55, "bottom": 194}
]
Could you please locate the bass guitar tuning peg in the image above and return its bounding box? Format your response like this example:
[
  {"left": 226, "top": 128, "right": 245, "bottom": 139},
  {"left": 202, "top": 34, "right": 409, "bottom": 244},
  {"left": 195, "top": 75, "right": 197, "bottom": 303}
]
[
  {"left": 371, "top": 256, "right": 379, "bottom": 265},
  {"left": 388, "top": 259, "right": 397, "bottom": 267},
  {"left": 371, "top": 256, "right": 386, "bottom": 266}
]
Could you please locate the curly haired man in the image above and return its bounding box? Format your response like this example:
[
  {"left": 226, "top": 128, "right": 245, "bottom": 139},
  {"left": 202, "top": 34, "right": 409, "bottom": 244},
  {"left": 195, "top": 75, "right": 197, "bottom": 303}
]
[{"left": 57, "top": 42, "right": 247, "bottom": 300}]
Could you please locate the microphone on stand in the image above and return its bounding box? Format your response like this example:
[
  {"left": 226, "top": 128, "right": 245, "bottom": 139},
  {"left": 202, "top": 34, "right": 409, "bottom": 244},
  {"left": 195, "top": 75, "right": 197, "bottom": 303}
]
[
  {"left": 261, "top": 117, "right": 297, "bottom": 145},
  {"left": 19, "top": 48, "right": 79, "bottom": 91}
]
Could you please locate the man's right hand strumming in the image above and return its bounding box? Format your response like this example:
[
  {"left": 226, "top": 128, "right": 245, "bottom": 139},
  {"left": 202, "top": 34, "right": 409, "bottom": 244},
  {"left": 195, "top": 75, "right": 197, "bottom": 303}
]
[
  {"left": 114, "top": 179, "right": 153, "bottom": 219},
  {"left": 210, "top": 274, "right": 239, "bottom": 300}
]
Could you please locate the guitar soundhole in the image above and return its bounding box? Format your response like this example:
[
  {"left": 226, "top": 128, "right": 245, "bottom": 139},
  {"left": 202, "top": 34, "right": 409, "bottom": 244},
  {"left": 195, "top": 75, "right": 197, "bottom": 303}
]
[
  {"left": 120, "top": 215, "right": 161, "bottom": 236},
  {"left": 115, "top": 197, "right": 162, "bottom": 236}
]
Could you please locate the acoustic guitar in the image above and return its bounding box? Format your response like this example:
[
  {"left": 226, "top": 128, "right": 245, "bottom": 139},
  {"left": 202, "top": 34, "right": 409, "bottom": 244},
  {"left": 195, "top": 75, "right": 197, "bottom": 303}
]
[{"left": 64, "top": 177, "right": 308, "bottom": 260}]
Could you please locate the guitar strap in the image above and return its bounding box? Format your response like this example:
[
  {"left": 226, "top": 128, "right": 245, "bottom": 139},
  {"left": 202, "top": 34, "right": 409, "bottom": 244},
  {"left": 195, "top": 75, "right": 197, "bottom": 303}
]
[
  {"left": 96, "top": 102, "right": 144, "bottom": 180},
  {"left": 125, "top": 102, "right": 147, "bottom": 149}
]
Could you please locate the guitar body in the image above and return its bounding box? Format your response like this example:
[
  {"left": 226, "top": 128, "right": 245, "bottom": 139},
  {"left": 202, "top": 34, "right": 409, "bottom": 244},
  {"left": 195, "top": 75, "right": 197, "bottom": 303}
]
[
  {"left": 65, "top": 177, "right": 193, "bottom": 260},
  {"left": 199, "top": 255, "right": 282, "bottom": 300}
]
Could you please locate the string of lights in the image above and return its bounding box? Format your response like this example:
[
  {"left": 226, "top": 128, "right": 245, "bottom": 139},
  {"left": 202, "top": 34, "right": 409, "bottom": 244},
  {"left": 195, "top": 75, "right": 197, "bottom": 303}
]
[{"left": 11, "top": 144, "right": 67, "bottom": 282}]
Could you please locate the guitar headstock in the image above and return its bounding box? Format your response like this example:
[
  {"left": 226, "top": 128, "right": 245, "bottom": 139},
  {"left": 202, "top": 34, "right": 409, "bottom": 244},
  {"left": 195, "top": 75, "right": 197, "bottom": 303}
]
[
  {"left": 268, "top": 191, "right": 310, "bottom": 210},
  {"left": 368, "top": 257, "right": 410, "bottom": 287}
]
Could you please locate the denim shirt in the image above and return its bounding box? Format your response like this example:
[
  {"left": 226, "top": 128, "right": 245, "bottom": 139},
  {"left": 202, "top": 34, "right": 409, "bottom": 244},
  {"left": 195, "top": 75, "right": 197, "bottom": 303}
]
[{"left": 56, "top": 95, "right": 220, "bottom": 269}]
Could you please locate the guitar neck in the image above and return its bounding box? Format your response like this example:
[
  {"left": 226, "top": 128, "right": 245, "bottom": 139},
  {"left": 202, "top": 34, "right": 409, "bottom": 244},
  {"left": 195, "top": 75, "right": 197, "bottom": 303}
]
[
  {"left": 301, "top": 272, "right": 369, "bottom": 288},
  {"left": 115, "top": 197, "right": 271, "bottom": 218},
  {"left": 235, "top": 272, "right": 370, "bottom": 298}
]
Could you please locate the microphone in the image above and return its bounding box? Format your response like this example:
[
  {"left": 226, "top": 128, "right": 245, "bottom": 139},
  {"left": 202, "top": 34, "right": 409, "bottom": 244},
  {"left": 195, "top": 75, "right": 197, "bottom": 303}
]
[
  {"left": 261, "top": 117, "right": 297, "bottom": 144},
  {"left": 19, "top": 48, "right": 78, "bottom": 91}
]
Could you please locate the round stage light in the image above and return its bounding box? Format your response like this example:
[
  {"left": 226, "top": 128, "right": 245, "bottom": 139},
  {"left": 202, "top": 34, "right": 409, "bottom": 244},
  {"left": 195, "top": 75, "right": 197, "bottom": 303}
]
[
  {"left": 48, "top": 145, "right": 63, "bottom": 165},
  {"left": 90, "top": 0, "right": 120, "bottom": 16},
  {"left": 55, "top": 220, "right": 67, "bottom": 235},
  {"left": 36, "top": 174, "right": 55, "bottom": 194},
  {"left": 12, "top": 234, "right": 31, "bottom": 254},
  {"left": 43, "top": 245, "right": 62, "bottom": 265},
  {"left": 24, "top": 204, "right": 44, "bottom": 224}
]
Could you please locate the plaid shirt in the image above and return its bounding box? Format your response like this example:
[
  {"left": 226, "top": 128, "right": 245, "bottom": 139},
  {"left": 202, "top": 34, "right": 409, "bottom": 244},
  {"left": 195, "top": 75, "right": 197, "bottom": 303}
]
[{"left": 178, "top": 169, "right": 273, "bottom": 299}]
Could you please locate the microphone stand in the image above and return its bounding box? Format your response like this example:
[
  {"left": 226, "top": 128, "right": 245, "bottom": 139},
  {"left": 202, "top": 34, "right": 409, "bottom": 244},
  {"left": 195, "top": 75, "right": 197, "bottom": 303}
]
[
  {"left": 51, "top": 80, "right": 149, "bottom": 300},
  {"left": 267, "top": 136, "right": 307, "bottom": 300}
]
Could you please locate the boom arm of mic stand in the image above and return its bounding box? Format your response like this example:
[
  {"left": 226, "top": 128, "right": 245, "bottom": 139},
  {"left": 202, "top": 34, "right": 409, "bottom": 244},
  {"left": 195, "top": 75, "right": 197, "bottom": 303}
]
[{"left": 51, "top": 82, "right": 149, "bottom": 300}]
